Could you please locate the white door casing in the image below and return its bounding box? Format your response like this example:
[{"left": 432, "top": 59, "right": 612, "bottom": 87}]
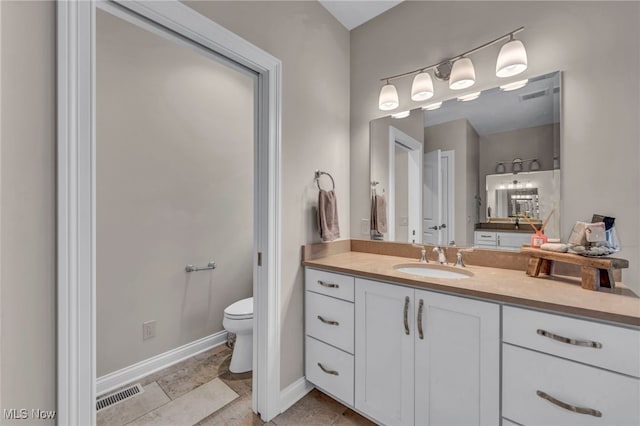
[
  {"left": 388, "top": 126, "right": 422, "bottom": 243},
  {"left": 423, "top": 149, "right": 442, "bottom": 245},
  {"left": 57, "top": 1, "right": 282, "bottom": 424}
]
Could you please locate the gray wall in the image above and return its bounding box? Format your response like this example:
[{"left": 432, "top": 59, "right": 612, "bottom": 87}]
[
  {"left": 424, "top": 119, "right": 478, "bottom": 246},
  {"left": 351, "top": 1, "right": 640, "bottom": 292},
  {"left": 184, "top": 1, "right": 350, "bottom": 390},
  {"left": 1, "top": 1, "right": 56, "bottom": 424},
  {"left": 0, "top": 0, "right": 349, "bottom": 415},
  {"left": 96, "top": 10, "right": 254, "bottom": 376}
]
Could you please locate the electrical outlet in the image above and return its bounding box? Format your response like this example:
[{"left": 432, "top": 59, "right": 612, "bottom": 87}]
[{"left": 143, "top": 320, "right": 156, "bottom": 340}]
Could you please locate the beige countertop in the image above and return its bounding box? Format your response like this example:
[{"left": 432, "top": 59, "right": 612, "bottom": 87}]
[{"left": 303, "top": 251, "right": 640, "bottom": 327}]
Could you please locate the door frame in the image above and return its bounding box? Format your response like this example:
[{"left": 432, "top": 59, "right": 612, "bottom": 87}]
[
  {"left": 387, "top": 126, "right": 422, "bottom": 242},
  {"left": 57, "top": 1, "right": 282, "bottom": 424},
  {"left": 441, "top": 150, "right": 455, "bottom": 245}
]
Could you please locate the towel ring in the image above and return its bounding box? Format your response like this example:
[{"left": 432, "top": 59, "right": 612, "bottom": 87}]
[{"left": 315, "top": 170, "right": 335, "bottom": 191}]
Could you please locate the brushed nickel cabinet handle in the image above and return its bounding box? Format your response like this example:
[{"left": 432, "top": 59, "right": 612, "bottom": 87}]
[
  {"left": 417, "top": 299, "right": 424, "bottom": 340},
  {"left": 536, "top": 390, "right": 602, "bottom": 417},
  {"left": 317, "top": 315, "right": 339, "bottom": 326},
  {"left": 317, "top": 280, "right": 339, "bottom": 289},
  {"left": 317, "top": 362, "right": 339, "bottom": 376},
  {"left": 403, "top": 296, "right": 410, "bottom": 335},
  {"left": 537, "top": 329, "right": 603, "bottom": 349}
]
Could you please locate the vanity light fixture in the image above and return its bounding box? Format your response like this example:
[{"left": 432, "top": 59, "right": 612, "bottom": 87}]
[
  {"left": 500, "top": 79, "right": 529, "bottom": 91},
  {"left": 411, "top": 71, "right": 434, "bottom": 101},
  {"left": 495, "top": 162, "right": 506, "bottom": 174},
  {"left": 512, "top": 158, "right": 523, "bottom": 173},
  {"left": 378, "top": 80, "right": 399, "bottom": 111},
  {"left": 496, "top": 34, "right": 528, "bottom": 77},
  {"left": 422, "top": 101, "right": 443, "bottom": 111},
  {"left": 391, "top": 110, "right": 411, "bottom": 119},
  {"left": 457, "top": 91, "right": 481, "bottom": 102},
  {"left": 377, "top": 27, "right": 526, "bottom": 110}
]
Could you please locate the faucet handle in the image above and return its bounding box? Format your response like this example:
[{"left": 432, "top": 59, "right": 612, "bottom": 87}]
[{"left": 455, "top": 248, "right": 473, "bottom": 267}]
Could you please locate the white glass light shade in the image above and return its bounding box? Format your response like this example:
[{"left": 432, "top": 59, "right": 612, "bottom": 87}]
[
  {"left": 449, "top": 58, "right": 476, "bottom": 90},
  {"left": 379, "top": 83, "right": 399, "bottom": 111},
  {"left": 496, "top": 39, "right": 528, "bottom": 77},
  {"left": 411, "top": 72, "right": 434, "bottom": 101}
]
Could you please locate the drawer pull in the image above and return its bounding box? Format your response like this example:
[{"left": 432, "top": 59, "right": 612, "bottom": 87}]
[
  {"left": 317, "top": 315, "right": 339, "bottom": 326},
  {"left": 317, "top": 362, "right": 339, "bottom": 376},
  {"left": 536, "top": 329, "right": 603, "bottom": 349},
  {"left": 317, "top": 280, "right": 339, "bottom": 289},
  {"left": 417, "top": 299, "right": 424, "bottom": 340},
  {"left": 403, "top": 296, "right": 410, "bottom": 335},
  {"left": 536, "top": 390, "right": 602, "bottom": 418}
]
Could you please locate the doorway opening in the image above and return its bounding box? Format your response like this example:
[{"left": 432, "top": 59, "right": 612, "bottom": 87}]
[{"left": 57, "top": 1, "right": 282, "bottom": 424}]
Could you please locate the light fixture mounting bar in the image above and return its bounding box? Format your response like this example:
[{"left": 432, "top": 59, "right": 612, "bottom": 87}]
[{"left": 379, "top": 26, "right": 525, "bottom": 82}]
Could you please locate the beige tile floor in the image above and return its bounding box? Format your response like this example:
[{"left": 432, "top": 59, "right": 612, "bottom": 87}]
[{"left": 97, "top": 345, "right": 375, "bottom": 426}]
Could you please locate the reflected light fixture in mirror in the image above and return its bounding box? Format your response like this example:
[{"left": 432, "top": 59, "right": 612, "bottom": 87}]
[
  {"left": 449, "top": 58, "right": 476, "bottom": 90},
  {"left": 422, "top": 101, "right": 442, "bottom": 110},
  {"left": 496, "top": 35, "right": 528, "bottom": 77},
  {"left": 411, "top": 71, "right": 434, "bottom": 101},
  {"left": 391, "top": 110, "right": 411, "bottom": 119},
  {"left": 530, "top": 159, "right": 540, "bottom": 171},
  {"left": 496, "top": 162, "right": 506, "bottom": 174},
  {"left": 457, "top": 91, "right": 481, "bottom": 102},
  {"left": 500, "top": 79, "right": 528, "bottom": 91},
  {"left": 377, "top": 26, "right": 526, "bottom": 111},
  {"left": 379, "top": 81, "right": 399, "bottom": 110}
]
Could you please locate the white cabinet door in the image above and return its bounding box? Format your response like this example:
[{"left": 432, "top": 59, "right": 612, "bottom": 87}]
[
  {"left": 355, "top": 278, "right": 414, "bottom": 426},
  {"left": 415, "top": 290, "right": 500, "bottom": 426}
]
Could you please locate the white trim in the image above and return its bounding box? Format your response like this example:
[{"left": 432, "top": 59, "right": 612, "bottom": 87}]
[
  {"left": 57, "top": 1, "right": 282, "bottom": 423},
  {"left": 388, "top": 126, "right": 423, "bottom": 242},
  {"left": 441, "top": 150, "right": 455, "bottom": 245},
  {"left": 96, "top": 331, "right": 228, "bottom": 397},
  {"left": 279, "top": 378, "right": 314, "bottom": 414}
]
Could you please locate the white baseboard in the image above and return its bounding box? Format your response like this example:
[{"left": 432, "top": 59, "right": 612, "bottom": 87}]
[
  {"left": 279, "top": 377, "right": 314, "bottom": 413},
  {"left": 97, "top": 330, "right": 228, "bottom": 396}
]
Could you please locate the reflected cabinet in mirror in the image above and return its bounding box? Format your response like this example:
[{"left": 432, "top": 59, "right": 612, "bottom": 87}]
[{"left": 369, "top": 71, "right": 561, "bottom": 249}]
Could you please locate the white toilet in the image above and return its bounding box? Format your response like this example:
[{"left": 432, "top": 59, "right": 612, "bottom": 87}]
[{"left": 223, "top": 297, "right": 253, "bottom": 373}]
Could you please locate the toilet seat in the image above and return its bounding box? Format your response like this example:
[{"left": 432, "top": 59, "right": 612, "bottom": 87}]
[{"left": 224, "top": 297, "right": 253, "bottom": 320}]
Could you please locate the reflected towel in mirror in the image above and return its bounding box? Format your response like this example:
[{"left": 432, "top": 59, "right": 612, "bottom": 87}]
[
  {"left": 371, "top": 193, "right": 387, "bottom": 234},
  {"left": 317, "top": 189, "right": 340, "bottom": 242}
]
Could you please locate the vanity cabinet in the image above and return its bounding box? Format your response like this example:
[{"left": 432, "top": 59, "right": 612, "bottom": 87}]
[
  {"left": 502, "top": 306, "right": 640, "bottom": 426},
  {"left": 353, "top": 277, "right": 500, "bottom": 426},
  {"left": 474, "top": 230, "right": 531, "bottom": 251},
  {"left": 305, "top": 268, "right": 355, "bottom": 406}
]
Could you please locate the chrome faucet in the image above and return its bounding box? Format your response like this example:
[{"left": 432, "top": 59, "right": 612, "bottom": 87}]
[
  {"left": 455, "top": 248, "right": 474, "bottom": 267},
  {"left": 433, "top": 246, "right": 446, "bottom": 265},
  {"left": 413, "top": 244, "right": 428, "bottom": 263}
]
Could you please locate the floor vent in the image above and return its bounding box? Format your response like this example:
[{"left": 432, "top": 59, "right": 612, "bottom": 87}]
[{"left": 96, "top": 383, "right": 144, "bottom": 411}]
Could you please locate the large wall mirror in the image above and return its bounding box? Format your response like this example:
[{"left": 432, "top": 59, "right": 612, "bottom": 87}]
[{"left": 370, "top": 71, "right": 561, "bottom": 247}]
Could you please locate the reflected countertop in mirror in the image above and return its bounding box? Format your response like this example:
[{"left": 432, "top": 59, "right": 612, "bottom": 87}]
[{"left": 369, "top": 71, "right": 561, "bottom": 245}]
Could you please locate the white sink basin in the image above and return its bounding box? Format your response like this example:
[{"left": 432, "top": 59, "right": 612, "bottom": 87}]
[{"left": 394, "top": 263, "right": 473, "bottom": 280}]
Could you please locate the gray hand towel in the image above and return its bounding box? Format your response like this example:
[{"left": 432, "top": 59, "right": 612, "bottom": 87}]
[
  {"left": 370, "top": 193, "right": 387, "bottom": 234},
  {"left": 317, "top": 189, "right": 340, "bottom": 242}
]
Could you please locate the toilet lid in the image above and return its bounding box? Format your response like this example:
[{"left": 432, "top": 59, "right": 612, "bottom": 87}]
[{"left": 224, "top": 297, "right": 253, "bottom": 318}]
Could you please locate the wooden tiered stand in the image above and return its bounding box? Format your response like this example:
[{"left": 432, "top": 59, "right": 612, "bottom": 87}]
[{"left": 521, "top": 247, "right": 629, "bottom": 291}]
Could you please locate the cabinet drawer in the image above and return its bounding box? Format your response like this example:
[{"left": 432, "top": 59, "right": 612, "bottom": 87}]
[
  {"left": 475, "top": 231, "right": 497, "bottom": 243},
  {"left": 503, "top": 344, "right": 640, "bottom": 426},
  {"left": 306, "top": 268, "right": 354, "bottom": 302},
  {"left": 306, "top": 291, "right": 354, "bottom": 353},
  {"left": 306, "top": 336, "right": 354, "bottom": 406},
  {"left": 504, "top": 306, "right": 640, "bottom": 377},
  {"left": 497, "top": 232, "right": 531, "bottom": 249}
]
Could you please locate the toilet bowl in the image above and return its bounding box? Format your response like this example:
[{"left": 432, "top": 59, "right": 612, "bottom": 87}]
[{"left": 223, "top": 297, "right": 253, "bottom": 373}]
